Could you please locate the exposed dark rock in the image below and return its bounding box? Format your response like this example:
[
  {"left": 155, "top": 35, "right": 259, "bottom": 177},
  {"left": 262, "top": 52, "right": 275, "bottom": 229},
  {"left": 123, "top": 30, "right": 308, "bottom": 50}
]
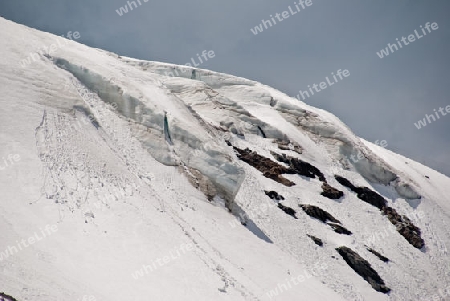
[
  {"left": 299, "top": 204, "right": 341, "bottom": 224},
  {"left": 0, "top": 292, "right": 18, "bottom": 301},
  {"left": 278, "top": 203, "right": 297, "bottom": 219},
  {"left": 321, "top": 183, "right": 344, "bottom": 200},
  {"left": 335, "top": 175, "right": 424, "bottom": 249},
  {"left": 334, "top": 175, "right": 356, "bottom": 190},
  {"left": 382, "top": 207, "right": 425, "bottom": 249},
  {"left": 299, "top": 205, "right": 351, "bottom": 235},
  {"left": 262, "top": 171, "right": 295, "bottom": 187},
  {"left": 336, "top": 246, "right": 391, "bottom": 294},
  {"left": 233, "top": 146, "right": 295, "bottom": 186},
  {"left": 354, "top": 187, "right": 387, "bottom": 210},
  {"left": 334, "top": 176, "right": 386, "bottom": 209},
  {"left": 275, "top": 139, "right": 302, "bottom": 154},
  {"left": 328, "top": 222, "right": 352, "bottom": 235},
  {"left": 264, "top": 190, "right": 284, "bottom": 201},
  {"left": 307, "top": 234, "right": 323, "bottom": 246},
  {"left": 366, "top": 247, "right": 389, "bottom": 263},
  {"left": 272, "top": 152, "right": 326, "bottom": 182}
]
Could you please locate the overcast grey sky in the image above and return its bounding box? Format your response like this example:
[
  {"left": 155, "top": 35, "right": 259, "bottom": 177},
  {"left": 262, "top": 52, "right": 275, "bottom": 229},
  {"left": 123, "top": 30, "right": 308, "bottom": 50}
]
[{"left": 1, "top": 0, "right": 449, "bottom": 176}]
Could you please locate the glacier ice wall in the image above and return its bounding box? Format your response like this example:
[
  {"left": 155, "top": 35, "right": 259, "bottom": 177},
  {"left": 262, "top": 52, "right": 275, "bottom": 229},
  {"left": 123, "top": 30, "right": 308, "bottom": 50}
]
[{"left": 52, "top": 57, "right": 246, "bottom": 207}]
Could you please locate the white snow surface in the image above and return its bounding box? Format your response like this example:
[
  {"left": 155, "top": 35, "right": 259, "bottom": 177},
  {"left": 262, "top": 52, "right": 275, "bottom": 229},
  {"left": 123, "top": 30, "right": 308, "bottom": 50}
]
[{"left": 0, "top": 18, "right": 449, "bottom": 301}]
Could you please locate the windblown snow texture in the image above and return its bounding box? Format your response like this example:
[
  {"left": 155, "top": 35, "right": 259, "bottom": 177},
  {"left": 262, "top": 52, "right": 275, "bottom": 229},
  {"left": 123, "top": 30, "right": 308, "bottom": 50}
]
[{"left": 1, "top": 17, "right": 450, "bottom": 301}]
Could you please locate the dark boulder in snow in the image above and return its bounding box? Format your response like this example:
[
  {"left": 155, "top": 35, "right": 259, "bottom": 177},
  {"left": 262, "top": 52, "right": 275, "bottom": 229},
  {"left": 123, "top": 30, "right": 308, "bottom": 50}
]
[
  {"left": 336, "top": 246, "right": 391, "bottom": 294},
  {"left": 354, "top": 187, "right": 387, "bottom": 210},
  {"left": 233, "top": 146, "right": 295, "bottom": 186},
  {"left": 299, "top": 204, "right": 352, "bottom": 235},
  {"left": 335, "top": 176, "right": 424, "bottom": 249},
  {"left": 0, "top": 292, "right": 18, "bottom": 301},
  {"left": 335, "top": 175, "right": 356, "bottom": 190},
  {"left": 299, "top": 204, "right": 341, "bottom": 224},
  {"left": 328, "top": 223, "right": 352, "bottom": 235},
  {"left": 264, "top": 190, "right": 284, "bottom": 201},
  {"left": 335, "top": 175, "right": 386, "bottom": 209},
  {"left": 366, "top": 247, "right": 389, "bottom": 263},
  {"left": 382, "top": 207, "right": 424, "bottom": 249},
  {"left": 277, "top": 203, "right": 297, "bottom": 219},
  {"left": 271, "top": 152, "right": 326, "bottom": 182},
  {"left": 321, "top": 183, "right": 344, "bottom": 200},
  {"left": 307, "top": 234, "right": 324, "bottom": 246}
]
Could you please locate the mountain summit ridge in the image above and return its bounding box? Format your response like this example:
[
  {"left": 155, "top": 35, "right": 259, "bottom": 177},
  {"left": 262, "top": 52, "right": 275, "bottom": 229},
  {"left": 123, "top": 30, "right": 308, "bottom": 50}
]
[{"left": 1, "top": 17, "right": 450, "bottom": 301}]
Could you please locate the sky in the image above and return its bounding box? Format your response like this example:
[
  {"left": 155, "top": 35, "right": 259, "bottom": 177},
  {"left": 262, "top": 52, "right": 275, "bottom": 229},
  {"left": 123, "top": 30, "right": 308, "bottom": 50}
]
[{"left": 1, "top": 0, "right": 449, "bottom": 176}]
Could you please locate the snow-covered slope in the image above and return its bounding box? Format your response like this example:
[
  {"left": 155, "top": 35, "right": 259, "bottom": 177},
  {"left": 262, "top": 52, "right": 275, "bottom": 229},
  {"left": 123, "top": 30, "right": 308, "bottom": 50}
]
[{"left": 1, "top": 17, "right": 449, "bottom": 301}]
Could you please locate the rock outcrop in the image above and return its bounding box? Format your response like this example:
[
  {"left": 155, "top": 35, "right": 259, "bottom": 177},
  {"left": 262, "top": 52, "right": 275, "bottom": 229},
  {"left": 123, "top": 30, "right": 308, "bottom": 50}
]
[
  {"left": 335, "top": 175, "right": 424, "bottom": 249},
  {"left": 366, "top": 247, "right": 389, "bottom": 263},
  {"left": 336, "top": 246, "right": 391, "bottom": 294},
  {"left": 334, "top": 175, "right": 356, "bottom": 190},
  {"left": 328, "top": 223, "right": 352, "bottom": 235},
  {"left": 299, "top": 204, "right": 341, "bottom": 223},
  {"left": 335, "top": 175, "right": 386, "bottom": 209},
  {"left": 299, "top": 204, "right": 352, "bottom": 235},
  {"left": 274, "top": 139, "right": 303, "bottom": 154},
  {"left": 382, "top": 207, "right": 424, "bottom": 249},
  {"left": 278, "top": 203, "right": 298, "bottom": 219},
  {"left": 271, "top": 152, "right": 326, "bottom": 182},
  {"left": 0, "top": 292, "right": 18, "bottom": 301},
  {"left": 321, "top": 183, "right": 344, "bottom": 200},
  {"left": 307, "top": 234, "right": 323, "bottom": 246},
  {"left": 233, "top": 147, "right": 295, "bottom": 186},
  {"left": 264, "top": 190, "right": 285, "bottom": 201}
]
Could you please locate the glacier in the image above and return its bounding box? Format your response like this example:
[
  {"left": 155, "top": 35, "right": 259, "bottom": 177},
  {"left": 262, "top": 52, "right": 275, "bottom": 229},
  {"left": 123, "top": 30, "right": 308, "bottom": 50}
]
[{"left": 1, "top": 17, "right": 450, "bottom": 301}]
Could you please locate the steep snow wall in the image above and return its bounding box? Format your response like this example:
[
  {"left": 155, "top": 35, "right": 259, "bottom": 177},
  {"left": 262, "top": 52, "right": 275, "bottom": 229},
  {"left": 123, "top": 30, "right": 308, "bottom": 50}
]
[
  {"left": 126, "top": 58, "right": 422, "bottom": 200},
  {"left": 52, "top": 57, "right": 245, "bottom": 206},
  {"left": 274, "top": 101, "right": 421, "bottom": 199}
]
